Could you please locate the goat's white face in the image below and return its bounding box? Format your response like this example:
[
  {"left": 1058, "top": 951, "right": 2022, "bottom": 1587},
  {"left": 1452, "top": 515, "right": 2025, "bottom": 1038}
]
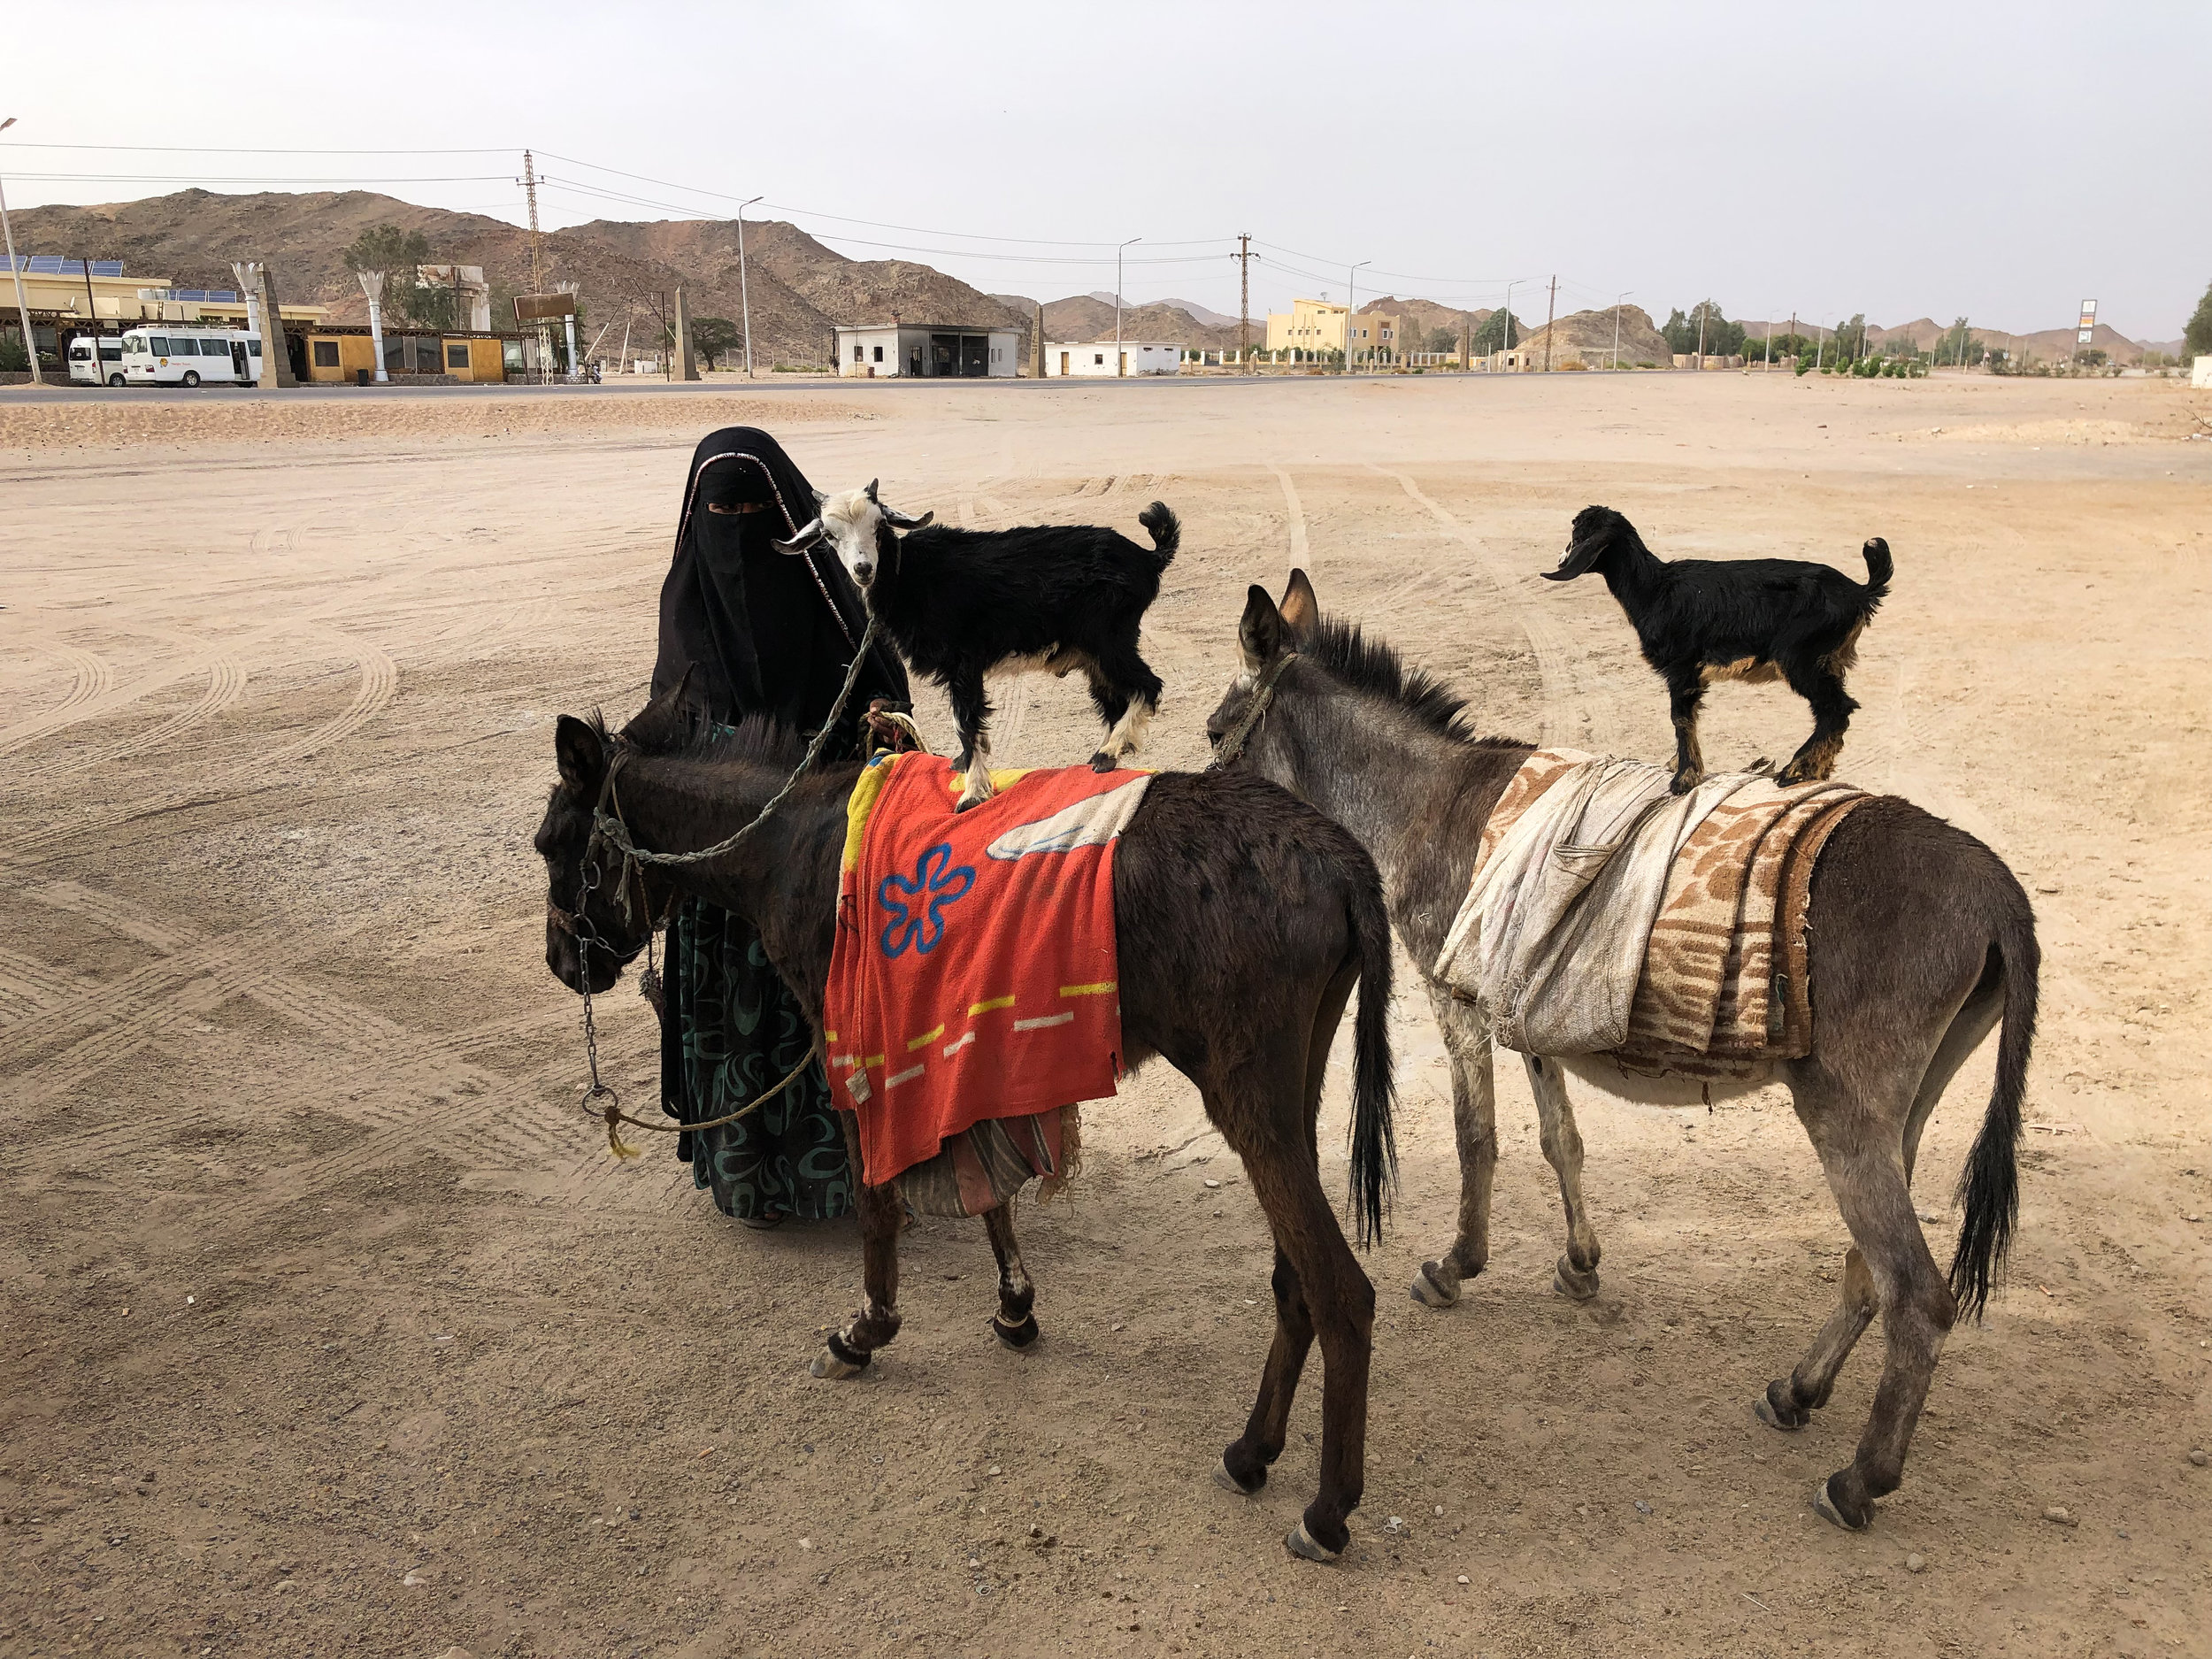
[
  {"left": 775, "top": 480, "right": 932, "bottom": 588},
  {"left": 818, "top": 488, "right": 887, "bottom": 587}
]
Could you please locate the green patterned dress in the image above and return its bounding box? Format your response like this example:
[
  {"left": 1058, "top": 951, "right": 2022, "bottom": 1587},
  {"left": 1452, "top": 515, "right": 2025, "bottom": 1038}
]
[{"left": 664, "top": 900, "right": 853, "bottom": 1221}]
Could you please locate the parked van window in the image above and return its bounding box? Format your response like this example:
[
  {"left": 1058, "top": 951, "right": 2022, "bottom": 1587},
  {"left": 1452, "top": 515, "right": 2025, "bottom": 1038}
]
[
  {"left": 172, "top": 339, "right": 200, "bottom": 356},
  {"left": 150, "top": 336, "right": 171, "bottom": 355}
]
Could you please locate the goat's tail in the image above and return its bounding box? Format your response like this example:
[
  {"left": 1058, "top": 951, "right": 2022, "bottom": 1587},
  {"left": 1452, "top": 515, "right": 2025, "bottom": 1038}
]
[
  {"left": 1344, "top": 861, "right": 1398, "bottom": 1249},
  {"left": 1948, "top": 875, "right": 2039, "bottom": 1320},
  {"left": 1860, "top": 536, "right": 1893, "bottom": 602},
  {"left": 1137, "top": 501, "right": 1180, "bottom": 567}
]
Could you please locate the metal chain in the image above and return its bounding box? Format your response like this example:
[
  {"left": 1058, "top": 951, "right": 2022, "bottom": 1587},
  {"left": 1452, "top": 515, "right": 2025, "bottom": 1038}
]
[{"left": 593, "top": 615, "right": 881, "bottom": 871}]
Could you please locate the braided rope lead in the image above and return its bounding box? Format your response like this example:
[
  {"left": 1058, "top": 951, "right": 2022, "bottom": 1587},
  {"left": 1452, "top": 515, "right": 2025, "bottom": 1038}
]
[
  {"left": 1208, "top": 651, "right": 1298, "bottom": 770},
  {"left": 595, "top": 1043, "right": 819, "bottom": 1159},
  {"left": 595, "top": 616, "right": 882, "bottom": 869}
]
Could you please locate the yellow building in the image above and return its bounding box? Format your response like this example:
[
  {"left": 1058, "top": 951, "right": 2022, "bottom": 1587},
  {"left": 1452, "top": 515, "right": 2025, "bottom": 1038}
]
[
  {"left": 301, "top": 328, "right": 511, "bottom": 384},
  {"left": 1263, "top": 297, "right": 1403, "bottom": 359}
]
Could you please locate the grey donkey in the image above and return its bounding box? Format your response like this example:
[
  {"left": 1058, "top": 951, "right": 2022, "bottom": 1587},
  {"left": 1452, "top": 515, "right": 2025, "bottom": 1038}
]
[{"left": 1207, "top": 569, "right": 2039, "bottom": 1534}]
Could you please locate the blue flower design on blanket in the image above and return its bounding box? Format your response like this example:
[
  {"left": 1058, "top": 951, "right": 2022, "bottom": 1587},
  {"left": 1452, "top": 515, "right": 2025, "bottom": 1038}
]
[{"left": 878, "top": 842, "right": 976, "bottom": 958}]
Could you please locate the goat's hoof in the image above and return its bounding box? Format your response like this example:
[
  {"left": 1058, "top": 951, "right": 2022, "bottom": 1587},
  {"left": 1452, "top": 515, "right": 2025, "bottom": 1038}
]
[
  {"left": 990, "top": 1311, "right": 1040, "bottom": 1350},
  {"left": 1552, "top": 1256, "right": 1601, "bottom": 1301},
  {"left": 1214, "top": 1455, "right": 1265, "bottom": 1496},
  {"left": 1087, "top": 750, "right": 1117, "bottom": 773},
  {"left": 1813, "top": 1475, "right": 1871, "bottom": 1532},
  {"left": 810, "top": 1342, "right": 870, "bottom": 1380},
  {"left": 1410, "top": 1260, "right": 1463, "bottom": 1309},
  {"left": 1284, "top": 1520, "right": 1344, "bottom": 1563},
  {"left": 1669, "top": 769, "right": 1702, "bottom": 796},
  {"left": 1757, "top": 1380, "right": 1809, "bottom": 1431}
]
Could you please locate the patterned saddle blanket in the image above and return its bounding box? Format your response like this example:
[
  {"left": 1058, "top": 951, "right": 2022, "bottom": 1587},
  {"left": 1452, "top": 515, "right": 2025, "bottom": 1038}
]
[{"left": 1435, "top": 749, "right": 1868, "bottom": 1079}]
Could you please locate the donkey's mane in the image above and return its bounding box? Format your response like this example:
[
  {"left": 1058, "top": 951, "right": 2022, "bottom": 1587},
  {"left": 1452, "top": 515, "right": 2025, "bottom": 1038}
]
[{"left": 1308, "top": 617, "right": 1506, "bottom": 746}]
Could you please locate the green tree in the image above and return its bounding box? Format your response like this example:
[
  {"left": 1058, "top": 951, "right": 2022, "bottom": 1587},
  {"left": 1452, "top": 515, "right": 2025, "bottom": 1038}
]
[
  {"left": 1661, "top": 302, "right": 1745, "bottom": 357},
  {"left": 2184, "top": 279, "right": 2212, "bottom": 363},
  {"left": 691, "top": 317, "right": 741, "bottom": 370},
  {"left": 1425, "top": 325, "right": 1458, "bottom": 355},
  {"left": 341, "top": 223, "right": 450, "bottom": 328},
  {"left": 1471, "top": 309, "right": 1522, "bottom": 355}
]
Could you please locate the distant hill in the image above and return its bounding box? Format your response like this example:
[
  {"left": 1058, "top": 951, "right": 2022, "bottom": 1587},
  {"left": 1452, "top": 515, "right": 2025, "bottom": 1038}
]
[
  {"left": 1027, "top": 295, "right": 1245, "bottom": 350},
  {"left": 8, "top": 189, "right": 1032, "bottom": 367},
  {"left": 1511, "top": 304, "right": 1674, "bottom": 367}
]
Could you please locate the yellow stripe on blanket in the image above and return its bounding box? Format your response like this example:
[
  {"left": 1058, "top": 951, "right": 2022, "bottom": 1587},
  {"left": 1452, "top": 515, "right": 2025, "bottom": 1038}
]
[
  {"left": 969, "top": 994, "right": 1017, "bottom": 1015},
  {"left": 1059, "top": 981, "right": 1118, "bottom": 997},
  {"left": 907, "top": 1024, "right": 946, "bottom": 1051}
]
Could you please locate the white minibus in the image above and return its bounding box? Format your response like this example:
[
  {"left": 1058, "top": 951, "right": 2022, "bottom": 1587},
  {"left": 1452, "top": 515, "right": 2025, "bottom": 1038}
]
[
  {"left": 65, "top": 336, "right": 127, "bottom": 385},
  {"left": 117, "top": 328, "right": 263, "bottom": 387}
]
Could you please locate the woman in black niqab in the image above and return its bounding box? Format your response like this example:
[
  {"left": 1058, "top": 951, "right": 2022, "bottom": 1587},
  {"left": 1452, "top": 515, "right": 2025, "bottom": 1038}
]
[{"left": 652, "top": 427, "right": 908, "bottom": 1225}]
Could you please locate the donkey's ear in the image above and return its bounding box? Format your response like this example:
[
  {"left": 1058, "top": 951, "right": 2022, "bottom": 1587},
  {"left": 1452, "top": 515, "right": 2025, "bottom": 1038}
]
[
  {"left": 622, "top": 666, "right": 694, "bottom": 750},
  {"left": 1239, "top": 583, "right": 1284, "bottom": 672},
  {"left": 555, "top": 715, "right": 608, "bottom": 796},
  {"left": 1279, "top": 567, "right": 1320, "bottom": 647}
]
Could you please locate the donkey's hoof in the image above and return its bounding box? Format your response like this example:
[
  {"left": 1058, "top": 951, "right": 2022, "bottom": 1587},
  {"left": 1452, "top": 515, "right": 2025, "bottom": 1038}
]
[
  {"left": 1410, "top": 1261, "right": 1462, "bottom": 1309},
  {"left": 1552, "top": 1256, "right": 1601, "bottom": 1302},
  {"left": 1214, "top": 1456, "right": 1264, "bottom": 1496},
  {"left": 1087, "top": 750, "right": 1116, "bottom": 773},
  {"left": 991, "top": 1312, "right": 1041, "bottom": 1350},
  {"left": 810, "top": 1344, "right": 870, "bottom": 1380},
  {"left": 1284, "top": 1521, "right": 1343, "bottom": 1563},
  {"left": 1813, "top": 1476, "right": 1870, "bottom": 1533},
  {"left": 1757, "top": 1381, "right": 1808, "bottom": 1432}
]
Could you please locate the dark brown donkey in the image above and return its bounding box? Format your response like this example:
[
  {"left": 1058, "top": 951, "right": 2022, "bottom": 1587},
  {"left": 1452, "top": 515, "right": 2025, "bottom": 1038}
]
[
  {"left": 1207, "top": 571, "right": 2039, "bottom": 1533},
  {"left": 534, "top": 679, "right": 1399, "bottom": 1561}
]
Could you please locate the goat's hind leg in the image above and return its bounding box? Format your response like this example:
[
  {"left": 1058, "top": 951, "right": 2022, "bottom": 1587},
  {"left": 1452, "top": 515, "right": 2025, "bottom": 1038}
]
[
  {"left": 1085, "top": 643, "right": 1164, "bottom": 772},
  {"left": 1410, "top": 981, "right": 1499, "bottom": 1310},
  {"left": 1776, "top": 659, "right": 1857, "bottom": 786},
  {"left": 981, "top": 1196, "right": 1040, "bottom": 1348},
  {"left": 946, "top": 669, "right": 996, "bottom": 809},
  {"left": 813, "top": 1117, "right": 904, "bottom": 1377}
]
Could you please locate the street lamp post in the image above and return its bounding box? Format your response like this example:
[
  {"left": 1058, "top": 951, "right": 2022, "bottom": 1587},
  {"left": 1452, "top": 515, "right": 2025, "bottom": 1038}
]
[
  {"left": 1346, "top": 260, "right": 1369, "bottom": 372},
  {"left": 1115, "top": 237, "right": 1140, "bottom": 376},
  {"left": 736, "top": 194, "right": 764, "bottom": 380},
  {"left": 0, "top": 117, "right": 42, "bottom": 385}
]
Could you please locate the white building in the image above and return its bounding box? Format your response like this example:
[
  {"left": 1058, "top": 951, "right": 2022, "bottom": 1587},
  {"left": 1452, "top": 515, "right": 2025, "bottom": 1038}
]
[
  {"left": 1044, "top": 341, "right": 1183, "bottom": 377},
  {"left": 834, "top": 322, "right": 1021, "bottom": 378}
]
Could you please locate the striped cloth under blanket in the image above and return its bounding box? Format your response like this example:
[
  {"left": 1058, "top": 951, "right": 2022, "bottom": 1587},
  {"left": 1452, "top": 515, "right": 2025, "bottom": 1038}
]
[
  {"left": 1435, "top": 749, "right": 1867, "bottom": 1079},
  {"left": 824, "top": 751, "right": 1149, "bottom": 1210}
]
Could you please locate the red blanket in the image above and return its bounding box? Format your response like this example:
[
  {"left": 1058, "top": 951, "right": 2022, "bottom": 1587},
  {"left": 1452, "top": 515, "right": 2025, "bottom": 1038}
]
[{"left": 824, "top": 752, "right": 1151, "bottom": 1187}]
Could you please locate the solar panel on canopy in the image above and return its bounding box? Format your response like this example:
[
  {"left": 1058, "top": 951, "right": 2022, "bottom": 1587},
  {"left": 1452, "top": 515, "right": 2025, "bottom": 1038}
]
[{"left": 4, "top": 256, "right": 127, "bottom": 276}]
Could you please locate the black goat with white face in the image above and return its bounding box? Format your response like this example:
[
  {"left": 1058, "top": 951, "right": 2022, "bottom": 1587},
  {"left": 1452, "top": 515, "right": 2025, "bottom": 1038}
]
[
  {"left": 779, "top": 480, "right": 1179, "bottom": 809},
  {"left": 1547, "top": 504, "right": 1892, "bottom": 792}
]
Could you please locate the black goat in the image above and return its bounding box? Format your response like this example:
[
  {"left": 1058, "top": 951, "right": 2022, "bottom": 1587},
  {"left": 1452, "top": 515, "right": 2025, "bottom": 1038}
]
[
  {"left": 1545, "top": 504, "right": 1892, "bottom": 793},
  {"left": 778, "top": 480, "right": 1179, "bottom": 808}
]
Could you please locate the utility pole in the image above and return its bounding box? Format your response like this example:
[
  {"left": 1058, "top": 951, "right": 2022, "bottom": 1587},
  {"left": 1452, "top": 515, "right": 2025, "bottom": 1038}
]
[
  {"left": 1764, "top": 315, "right": 1774, "bottom": 370},
  {"left": 0, "top": 117, "right": 41, "bottom": 384},
  {"left": 522, "top": 150, "right": 551, "bottom": 381},
  {"left": 1540, "top": 274, "right": 1557, "bottom": 372},
  {"left": 1694, "top": 300, "right": 1707, "bottom": 370},
  {"left": 1115, "top": 236, "right": 1140, "bottom": 376},
  {"left": 736, "top": 194, "right": 763, "bottom": 379},
  {"left": 1347, "top": 260, "right": 1369, "bottom": 372},
  {"left": 1612, "top": 291, "right": 1628, "bottom": 371},
  {"left": 1231, "top": 232, "right": 1255, "bottom": 365},
  {"left": 1502, "top": 280, "right": 1516, "bottom": 365}
]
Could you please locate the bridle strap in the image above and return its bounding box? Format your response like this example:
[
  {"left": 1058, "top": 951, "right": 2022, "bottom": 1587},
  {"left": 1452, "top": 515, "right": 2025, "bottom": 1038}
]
[{"left": 1209, "top": 651, "right": 1298, "bottom": 770}]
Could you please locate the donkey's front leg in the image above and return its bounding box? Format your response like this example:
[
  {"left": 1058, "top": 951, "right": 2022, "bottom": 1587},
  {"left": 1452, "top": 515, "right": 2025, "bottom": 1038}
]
[
  {"left": 1525, "top": 1054, "right": 1602, "bottom": 1300},
  {"left": 1411, "top": 981, "right": 1498, "bottom": 1310},
  {"left": 812, "top": 1116, "right": 903, "bottom": 1379},
  {"left": 981, "top": 1196, "right": 1040, "bottom": 1348}
]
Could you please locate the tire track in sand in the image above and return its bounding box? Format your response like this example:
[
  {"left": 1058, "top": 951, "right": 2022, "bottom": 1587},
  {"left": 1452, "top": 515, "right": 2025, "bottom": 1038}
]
[{"left": 0, "top": 641, "right": 113, "bottom": 755}]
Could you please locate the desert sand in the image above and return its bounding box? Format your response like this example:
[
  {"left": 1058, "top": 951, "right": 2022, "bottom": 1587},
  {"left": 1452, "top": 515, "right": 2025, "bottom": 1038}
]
[{"left": 2, "top": 368, "right": 2208, "bottom": 1658}]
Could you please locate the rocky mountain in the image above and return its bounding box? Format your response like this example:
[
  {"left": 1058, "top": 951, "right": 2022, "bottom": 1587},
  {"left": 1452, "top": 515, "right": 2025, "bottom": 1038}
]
[
  {"left": 7, "top": 189, "right": 1032, "bottom": 367},
  {"left": 1509, "top": 304, "right": 1675, "bottom": 367}
]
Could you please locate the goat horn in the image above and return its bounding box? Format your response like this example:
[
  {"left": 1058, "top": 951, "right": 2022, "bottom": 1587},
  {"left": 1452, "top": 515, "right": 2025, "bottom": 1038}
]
[
  {"left": 881, "top": 506, "right": 933, "bottom": 530},
  {"left": 864, "top": 478, "right": 880, "bottom": 502},
  {"left": 774, "top": 518, "right": 826, "bottom": 552}
]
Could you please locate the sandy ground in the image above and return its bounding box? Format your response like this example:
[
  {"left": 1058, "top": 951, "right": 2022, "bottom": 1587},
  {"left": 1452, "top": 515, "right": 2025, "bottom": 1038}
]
[{"left": 3, "top": 370, "right": 2209, "bottom": 1659}]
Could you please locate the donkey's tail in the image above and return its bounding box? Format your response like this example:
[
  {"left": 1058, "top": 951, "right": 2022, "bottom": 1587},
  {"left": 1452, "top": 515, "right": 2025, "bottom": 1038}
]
[
  {"left": 1860, "top": 536, "right": 1894, "bottom": 603},
  {"left": 1346, "top": 864, "right": 1399, "bottom": 1248},
  {"left": 1948, "top": 876, "right": 2039, "bottom": 1320},
  {"left": 1138, "top": 501, "right": 1180, "bottom": 567}
]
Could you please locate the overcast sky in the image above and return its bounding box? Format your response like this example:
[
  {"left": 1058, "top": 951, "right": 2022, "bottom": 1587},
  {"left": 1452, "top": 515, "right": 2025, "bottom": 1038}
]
[{"left": 6, "top": 1, "right": 2207, "bottom": 339}]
